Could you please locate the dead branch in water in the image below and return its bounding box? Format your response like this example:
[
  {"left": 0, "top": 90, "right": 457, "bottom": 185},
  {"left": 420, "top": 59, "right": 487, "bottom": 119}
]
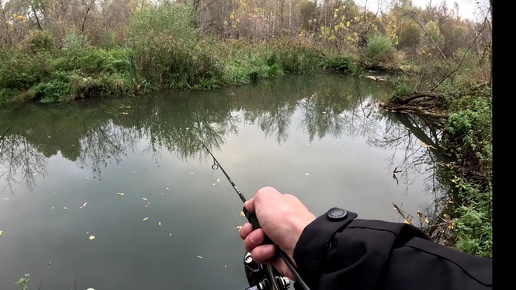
[{"left": 380, "top": 94, "right": 448, "bottom": 119}]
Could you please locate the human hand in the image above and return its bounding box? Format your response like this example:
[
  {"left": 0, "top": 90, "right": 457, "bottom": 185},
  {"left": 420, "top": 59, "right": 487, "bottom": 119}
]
[{"left": 239, "top": 186, "right": 316, "bottom": 280}]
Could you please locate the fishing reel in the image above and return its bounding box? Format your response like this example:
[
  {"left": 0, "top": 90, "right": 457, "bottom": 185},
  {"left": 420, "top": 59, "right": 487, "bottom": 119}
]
[{"left": 243, "top": 252, "right": 291, "bottom": 290}]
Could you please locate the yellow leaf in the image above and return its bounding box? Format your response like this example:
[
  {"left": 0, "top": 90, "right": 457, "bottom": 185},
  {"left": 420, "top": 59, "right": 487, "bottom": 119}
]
[
  {"left": 0, "top": 229, "right": 3, "bottom": 235},
  {"left": 143, "top": 217, "right": 149, "bottom": 221},
  {"left": 89, "top": 235, "right": 95, "bottom": 240}
]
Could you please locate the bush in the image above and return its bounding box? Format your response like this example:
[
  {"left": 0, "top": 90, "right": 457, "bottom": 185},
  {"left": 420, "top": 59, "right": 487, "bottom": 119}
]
[
  {"left": 323, "top": 54, "right": 361, "bottom": 75},
  {"left": 264, "top": 41, "right": 324, "bottom": 74},
  {"left": 29, "top": 80, "right": 70, "bottom": 103},
  {"left": 52, "top": 47, "right": 130, "bottom": 74},
  {"left": 442, "top": 86, "right": 492, "bottom": 258},
  {"left": 62, "top": 29, "right": 91, "bottom": 52},
  {"left": 25, "top": 29, "right": 55, "bottom": 53},
  {"left": 363, "top": 35, "right": 396, "bottom": 67},
  {"left": 128, "top": 1, "right": 198, "bottom": 48},
  {"left": 0, "top": 50, "right": 51, "bottom": 89},
  {"left": 444, "top": 92, "right": 492, "bottom": 176},
  {"left": 0, "top": 88, "right": 21, "bottom": 105},
  {"left": 128, "top": 1, "right": 202, "bottom": 89},
  {"left": 450, "top": 180, "right": 492, "bottom": 258}
]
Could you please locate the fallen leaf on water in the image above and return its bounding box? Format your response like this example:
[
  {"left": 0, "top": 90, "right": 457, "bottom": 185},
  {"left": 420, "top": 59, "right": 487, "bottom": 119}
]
[
  {"left": 86, "top": 288, "right": 95, "bottom": 290},
  {"left": 89, "top": 235, "right": 95, "bottom": 240},
  {"left": 142, "top": 197, "right": 148, "bottom": 201},
  {"left": 216, "top": 178, "right": 220, "bottom": 182},
  {"left": 197, "top": 256, "right": 203, "bottom": 259},
  {"left": 158, "top": 222, "right": 161, "bottom": 226},
  {"left": 116, "top": 192, "right": 125, "bottom": 196},
  {"left": 63, "top": 207, "right": 68, "bottom": 210},
  {"left": 143, "top": 217, "right": 149, "bottom": 221},
  {"left": 0, "top": 229, "right": 3, "bottom": 236}
]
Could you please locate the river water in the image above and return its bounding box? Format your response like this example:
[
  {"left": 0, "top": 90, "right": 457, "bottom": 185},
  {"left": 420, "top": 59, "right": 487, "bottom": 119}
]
[{"left": 0, "top": 73, "right": 439, "bottom": 290}]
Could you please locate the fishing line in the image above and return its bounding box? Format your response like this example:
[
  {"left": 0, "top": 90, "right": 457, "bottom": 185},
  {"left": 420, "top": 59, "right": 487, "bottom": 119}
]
[{"left": 213, "top": 165, "right": 244, "bottom": 230}]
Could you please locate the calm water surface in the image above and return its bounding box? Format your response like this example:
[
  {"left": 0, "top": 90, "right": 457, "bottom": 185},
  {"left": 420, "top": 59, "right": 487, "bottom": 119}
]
[{"left": 0, "top": 74, "right": 439, "bottom": 290}]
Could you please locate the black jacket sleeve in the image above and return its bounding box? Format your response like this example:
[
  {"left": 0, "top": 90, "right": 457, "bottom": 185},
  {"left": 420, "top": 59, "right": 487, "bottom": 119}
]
[{"left": 292, "top": 208, "right": 492, "bottom": 290}]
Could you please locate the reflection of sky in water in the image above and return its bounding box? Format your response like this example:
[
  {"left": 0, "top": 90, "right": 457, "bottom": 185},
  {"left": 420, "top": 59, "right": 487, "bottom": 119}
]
[
  {"left": 0, "top": 75, "right": 437, "bottom": 290},
  {"left": 217, "top": 107, "right": 431, "bottom": 222}
]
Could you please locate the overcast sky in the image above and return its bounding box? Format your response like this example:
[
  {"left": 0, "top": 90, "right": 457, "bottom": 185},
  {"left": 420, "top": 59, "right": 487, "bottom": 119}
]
[
  {"left": 413, "top": 0, "right": 476, "bottom": 20},
  {"left": 359, "top": 0, "right": 490, "bottom": 21}
]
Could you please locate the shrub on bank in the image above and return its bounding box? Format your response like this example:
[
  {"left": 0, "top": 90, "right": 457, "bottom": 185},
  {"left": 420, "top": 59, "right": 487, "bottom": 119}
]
[{"left": 443, "top": 87, "right": 492, "bottom": 258}]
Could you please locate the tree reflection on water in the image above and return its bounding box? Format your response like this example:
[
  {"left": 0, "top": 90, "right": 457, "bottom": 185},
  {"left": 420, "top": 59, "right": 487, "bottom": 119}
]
[{"left": 0, "top": 74, "right": 450, "bottom": 225}]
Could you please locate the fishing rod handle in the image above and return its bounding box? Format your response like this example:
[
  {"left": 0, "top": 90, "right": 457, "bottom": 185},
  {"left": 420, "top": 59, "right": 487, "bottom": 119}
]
[
  {"left": 243, "top": 207, "right": 273, "bottom": 244},
  {"left": 243, "top": 206, "right": 311, "bottom": 290}
]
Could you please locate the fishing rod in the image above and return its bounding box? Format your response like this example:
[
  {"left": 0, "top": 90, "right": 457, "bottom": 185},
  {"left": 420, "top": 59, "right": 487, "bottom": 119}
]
[{"left": 200, "top": 141, "right": 311, "bottom": 290}]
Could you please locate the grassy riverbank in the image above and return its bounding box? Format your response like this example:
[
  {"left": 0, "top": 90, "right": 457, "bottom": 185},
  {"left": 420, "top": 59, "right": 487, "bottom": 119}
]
[{"left": 0, "top": 38, "right": 358, "bottom": 105}]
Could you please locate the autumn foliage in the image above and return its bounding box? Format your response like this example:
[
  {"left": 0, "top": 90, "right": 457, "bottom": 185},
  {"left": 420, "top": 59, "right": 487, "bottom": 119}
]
[{"left": 0, "top": 0, "right": 491, "bottom": 104}]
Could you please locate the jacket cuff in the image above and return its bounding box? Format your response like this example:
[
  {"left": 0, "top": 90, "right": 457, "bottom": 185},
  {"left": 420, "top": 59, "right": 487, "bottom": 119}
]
[{"left": 293, "top": 208, "right": 357, "bottom": 289}]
